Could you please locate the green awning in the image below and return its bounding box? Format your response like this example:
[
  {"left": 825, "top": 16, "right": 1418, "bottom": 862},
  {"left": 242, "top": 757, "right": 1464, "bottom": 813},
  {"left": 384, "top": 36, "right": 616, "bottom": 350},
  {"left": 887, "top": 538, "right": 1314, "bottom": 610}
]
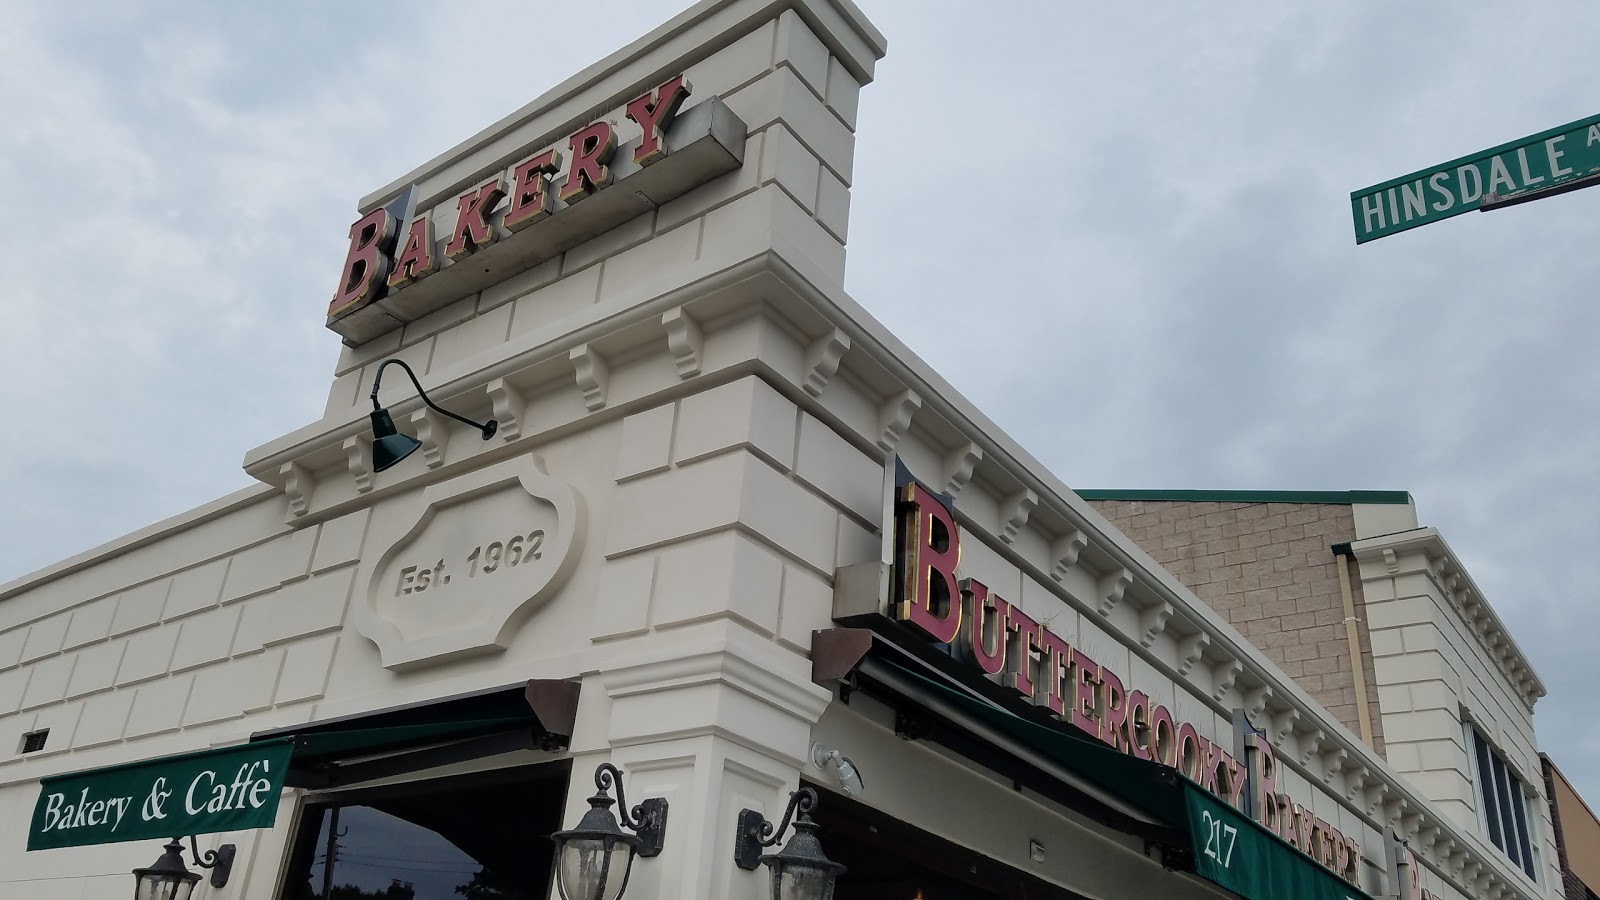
[
  {"left": 250, "top": 680, "right": 578, "bottom": 786},
  {"left": 873, "top": 659, "right": 1378, "bottom": 900},
  {"left": 25, "top": 681, "right": 578, "bottom": 852}
]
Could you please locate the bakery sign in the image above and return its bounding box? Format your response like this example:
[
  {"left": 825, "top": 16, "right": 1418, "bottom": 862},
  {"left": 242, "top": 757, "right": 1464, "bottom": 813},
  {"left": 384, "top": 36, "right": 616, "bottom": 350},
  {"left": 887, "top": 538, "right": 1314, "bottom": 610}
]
[
  {"left": 28, "top": 740, "right": 294, "bottom": 850},
  {"left": 323, "top": 74, "right": 747, "bottom": 344},
  {"left": 890, "top": 471, "right": 1365, "bottom": 885}
]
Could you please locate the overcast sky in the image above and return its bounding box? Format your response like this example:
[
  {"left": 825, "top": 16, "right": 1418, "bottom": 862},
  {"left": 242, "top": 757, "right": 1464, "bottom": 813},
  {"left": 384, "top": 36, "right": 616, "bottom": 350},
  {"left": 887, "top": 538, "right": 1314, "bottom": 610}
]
[{"left": 4, "top": 1, "right": 1597, "bottom": 811}]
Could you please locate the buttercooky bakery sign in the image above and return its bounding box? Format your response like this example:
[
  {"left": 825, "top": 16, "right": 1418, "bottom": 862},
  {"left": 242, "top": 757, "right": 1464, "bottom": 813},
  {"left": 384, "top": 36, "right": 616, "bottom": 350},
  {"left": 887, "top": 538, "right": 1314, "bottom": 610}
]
[
  {"left": 27, "top": 740, "right": 294, "bottom": 850},
  {"left": 893, "top": 479, "right": 1364, "bottom": 885}
]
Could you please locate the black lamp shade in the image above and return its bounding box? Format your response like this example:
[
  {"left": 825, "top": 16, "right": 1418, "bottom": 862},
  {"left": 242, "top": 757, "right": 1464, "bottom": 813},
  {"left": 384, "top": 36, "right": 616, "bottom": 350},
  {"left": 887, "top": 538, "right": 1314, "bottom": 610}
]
[
  {"left": 370, "top": 408, "right": 422, "bottom": 472},
  {"left": 132, "top": 839, "right": 201, "bottom": 900},
  {"left": 552, "top": 795, "right": 640, "bottom": 900},
  {"left": 760, "top": 817, "right": 845, "bottom": 900}
]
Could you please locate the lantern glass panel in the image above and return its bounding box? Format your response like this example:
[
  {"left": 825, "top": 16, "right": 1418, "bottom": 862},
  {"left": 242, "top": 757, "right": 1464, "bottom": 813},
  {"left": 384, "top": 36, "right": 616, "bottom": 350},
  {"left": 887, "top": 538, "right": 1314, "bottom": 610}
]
[
  {"left": 557, "top": 836, "right": 634, "bottom": 900},
  {"left": 774, "top": 861, "right": 837, "bottom": 900},
  {"left": 134, "top": 875, "right": 197, "bottom": 900}
]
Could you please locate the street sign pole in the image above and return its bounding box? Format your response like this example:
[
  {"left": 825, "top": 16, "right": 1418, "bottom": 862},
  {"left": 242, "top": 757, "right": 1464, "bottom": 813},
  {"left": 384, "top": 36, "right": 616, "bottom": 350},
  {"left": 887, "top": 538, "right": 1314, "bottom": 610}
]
[{"left": 1480, "top": 171, "right": 1600, "bottom": 212}]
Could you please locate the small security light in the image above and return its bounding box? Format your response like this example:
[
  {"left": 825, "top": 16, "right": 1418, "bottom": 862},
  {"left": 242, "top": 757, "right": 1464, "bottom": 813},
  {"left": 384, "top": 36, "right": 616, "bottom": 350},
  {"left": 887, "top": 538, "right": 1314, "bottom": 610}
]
[
  {"left": 367, "top": 358, "right": 497, "bottom": 472},
  {"left": 550, "top": 763, "right": 669, "bottom": 900},
  {"left": 809, "top": 742, "right": 864, "bottom": 796}
]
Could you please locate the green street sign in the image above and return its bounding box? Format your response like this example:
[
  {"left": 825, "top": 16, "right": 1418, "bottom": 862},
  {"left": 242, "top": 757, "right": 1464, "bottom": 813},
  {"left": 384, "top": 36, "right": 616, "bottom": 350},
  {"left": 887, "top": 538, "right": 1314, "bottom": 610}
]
[
  {"left": 1351, "top": 112, "right": 1600, "bottom": 243},
  {"left": 27, "top": 739, "right": 294, "bottom": 850},
  {"left": 1185, "top": 786, "right": 1369, "bottom": 900}
]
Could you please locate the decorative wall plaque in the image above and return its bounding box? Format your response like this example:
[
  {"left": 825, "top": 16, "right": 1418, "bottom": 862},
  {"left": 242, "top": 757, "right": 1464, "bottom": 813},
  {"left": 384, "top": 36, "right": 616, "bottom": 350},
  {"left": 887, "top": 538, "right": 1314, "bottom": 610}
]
[{"left": 352, "top": 454, "right": 584, "bottom": 670}]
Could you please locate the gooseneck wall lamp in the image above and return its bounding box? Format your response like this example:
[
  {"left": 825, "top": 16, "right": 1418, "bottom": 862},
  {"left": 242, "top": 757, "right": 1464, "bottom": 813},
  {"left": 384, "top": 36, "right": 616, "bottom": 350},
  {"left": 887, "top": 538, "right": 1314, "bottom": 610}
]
[
  {"left": 550, "top": 763, "right": 669, "bottom": 900},
  {"left": 735, "top": 788, "right": 846, "bottom": 900},
  {"left": 368, "top": 358, "right": 497, "bottom": 472},
  {"left": 131, "top": 835, "right": 235, "bottom": 900}
]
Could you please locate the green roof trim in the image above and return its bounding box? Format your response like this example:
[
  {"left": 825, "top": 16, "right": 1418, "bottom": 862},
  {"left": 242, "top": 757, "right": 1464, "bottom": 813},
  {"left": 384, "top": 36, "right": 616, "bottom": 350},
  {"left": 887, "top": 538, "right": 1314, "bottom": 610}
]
[{"left": 1074, "top": 489, "right": 1412, "bottom": 506}]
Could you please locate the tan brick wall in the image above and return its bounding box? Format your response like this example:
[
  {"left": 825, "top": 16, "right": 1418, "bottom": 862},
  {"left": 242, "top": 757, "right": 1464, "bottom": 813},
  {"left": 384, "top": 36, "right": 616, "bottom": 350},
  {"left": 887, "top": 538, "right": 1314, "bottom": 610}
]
[{"left": 1088, "top": 499, "right": 1386, "bottom": 754}]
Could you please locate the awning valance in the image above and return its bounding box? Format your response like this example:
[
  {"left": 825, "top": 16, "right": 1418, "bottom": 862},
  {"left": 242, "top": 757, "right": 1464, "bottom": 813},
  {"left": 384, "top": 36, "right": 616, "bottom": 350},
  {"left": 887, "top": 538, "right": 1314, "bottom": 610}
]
[
  {"left": 813, "top": 628, "right": 1378, "bottom": 900},
  {"left": 250, "top": 679, "right": 578, "bottom": 787},
  {"left": 26, "top": 679, "right": 578, "bottom": 851}
]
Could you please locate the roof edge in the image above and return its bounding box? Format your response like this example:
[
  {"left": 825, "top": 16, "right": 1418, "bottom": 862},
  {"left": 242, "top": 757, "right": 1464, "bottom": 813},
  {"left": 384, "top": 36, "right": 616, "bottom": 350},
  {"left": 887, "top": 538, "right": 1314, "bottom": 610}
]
[{"left": 1075, "top": 489, "right": 1413, "bottom": 506}]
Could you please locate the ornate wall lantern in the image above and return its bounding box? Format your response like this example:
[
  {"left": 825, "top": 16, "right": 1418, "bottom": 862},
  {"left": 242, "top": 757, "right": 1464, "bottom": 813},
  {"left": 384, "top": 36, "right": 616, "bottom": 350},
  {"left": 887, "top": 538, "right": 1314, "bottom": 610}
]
[
  {"left": 131, "top": 836, "right": 234, "bottom": 900},
  {"left": 550, "top": 763, "right": 669, "bottom": 900},
  {"left": 735, "top": 788, "right": 846, "bottom": 900}
]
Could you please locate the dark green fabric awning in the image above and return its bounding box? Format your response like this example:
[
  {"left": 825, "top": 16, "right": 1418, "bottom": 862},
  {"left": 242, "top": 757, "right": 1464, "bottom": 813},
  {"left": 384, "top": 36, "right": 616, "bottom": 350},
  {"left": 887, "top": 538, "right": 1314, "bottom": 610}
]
[
  {"left": 249, "top": 680, "right": 579, "bottom": 787},
  {"left": 866, "top": 658, "right": 1379, "bottom": 900}
]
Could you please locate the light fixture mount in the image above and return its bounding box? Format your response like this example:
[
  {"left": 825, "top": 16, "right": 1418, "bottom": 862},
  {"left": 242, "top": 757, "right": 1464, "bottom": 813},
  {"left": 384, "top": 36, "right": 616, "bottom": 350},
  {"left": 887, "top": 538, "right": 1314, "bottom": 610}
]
[{"left": 367, "top": 357, "right": 497, "bottom": 472}]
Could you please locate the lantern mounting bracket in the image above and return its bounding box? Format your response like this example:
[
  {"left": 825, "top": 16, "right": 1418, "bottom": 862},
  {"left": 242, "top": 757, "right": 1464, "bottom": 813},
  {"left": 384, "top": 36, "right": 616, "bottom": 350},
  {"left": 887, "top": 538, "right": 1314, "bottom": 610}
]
[
  {"left": 187, "top": 834, "right": 237, "bottom": 888},
  {"left": 734, "top": 787, "right": 814, "bottom": 870},
  {"left": 597, "top": 762, "right": 669, "bottom": 858}
]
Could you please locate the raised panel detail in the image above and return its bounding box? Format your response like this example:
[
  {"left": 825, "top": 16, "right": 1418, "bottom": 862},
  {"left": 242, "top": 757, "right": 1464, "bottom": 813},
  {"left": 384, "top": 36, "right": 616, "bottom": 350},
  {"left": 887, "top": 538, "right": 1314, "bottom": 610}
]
[{"left": 352, "top": 454, "right": 584, "bottom": 670}]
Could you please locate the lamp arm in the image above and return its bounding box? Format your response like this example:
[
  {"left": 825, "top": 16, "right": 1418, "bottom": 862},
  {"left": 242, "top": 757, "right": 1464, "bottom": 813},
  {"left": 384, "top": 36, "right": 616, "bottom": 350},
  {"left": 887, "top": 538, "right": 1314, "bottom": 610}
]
[
  {"left": 187, "top": 835, "right": 219, "bottom": 869},
  {"left": 370, "top": 358, "right": 497, "bottom": 439},
  {"left": 597, "top": 763, "right": 645, "bottom": 832},
  {"left": 758, "top": 787, "right": 817, "bottom": 848}
]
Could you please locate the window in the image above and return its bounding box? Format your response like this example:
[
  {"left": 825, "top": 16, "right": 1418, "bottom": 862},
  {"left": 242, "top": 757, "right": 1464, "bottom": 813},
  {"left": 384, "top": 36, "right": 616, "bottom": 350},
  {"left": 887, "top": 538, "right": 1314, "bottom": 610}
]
[
  {"left": 1471, "top": 729, "right": 1537, "bottom": 879},
  {"left": 278, "top": 764, "right": 568, "bottom": 900}
]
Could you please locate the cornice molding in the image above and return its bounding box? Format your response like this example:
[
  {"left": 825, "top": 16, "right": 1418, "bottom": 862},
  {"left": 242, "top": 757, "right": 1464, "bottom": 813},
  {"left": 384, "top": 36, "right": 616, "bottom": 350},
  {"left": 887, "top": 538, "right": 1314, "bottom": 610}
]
[{"left": 1348, "top": 528, "right": 1546, "bottom": 709}]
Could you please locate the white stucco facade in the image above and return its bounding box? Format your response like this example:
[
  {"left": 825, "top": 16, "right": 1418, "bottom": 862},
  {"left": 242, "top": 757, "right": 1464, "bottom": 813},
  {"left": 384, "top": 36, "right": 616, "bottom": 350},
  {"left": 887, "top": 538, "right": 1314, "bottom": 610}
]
[{"left": 0, "top": 3, "right": 1562, "bottom": 900}]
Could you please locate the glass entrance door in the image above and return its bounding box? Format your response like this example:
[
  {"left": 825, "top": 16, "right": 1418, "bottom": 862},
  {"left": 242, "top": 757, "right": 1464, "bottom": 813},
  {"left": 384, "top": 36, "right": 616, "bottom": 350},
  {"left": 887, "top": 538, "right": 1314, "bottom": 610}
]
[{"left": 279, "top": 763, "right": 568, "bottom": 900}]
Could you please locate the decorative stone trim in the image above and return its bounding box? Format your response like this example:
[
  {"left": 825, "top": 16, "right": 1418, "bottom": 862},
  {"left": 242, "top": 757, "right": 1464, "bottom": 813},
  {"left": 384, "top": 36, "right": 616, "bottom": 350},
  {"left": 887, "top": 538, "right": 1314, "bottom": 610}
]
[
  {"left": 662, "top": 306, "right": 704, "bottom": 378},
  {"left": 942, "top": 442, "right": 981, "bottom": 499},
  {"left": 485, "top": 377, "right": 525, "bottom": 441},
  {"left": 1176, "top": 632, "right": 1209, "bottom": 677},
  {"left": 1210, "top": 658, "right": 1243, "bottom": 701},
  {"left": 570, "top": 344, "right": 610, "bottom": 411},
  {"left": 803, "top": 328, "right": 849, "bottom": 396},
  {"left": 281, "top": 462, "right": 313, "bottom": 518},
  {"left": 1138, "top": 601, "right": 1174, "bottom": 648},
  {"left": 410, "top": 407, "right": 446, "bottom": 469},
  {"left": 1096, "top": 566, "right": 1133, "bottom": 616},
  {"left": 1050, "top": 529, "right": 1088, "bottom": 581},
  {"left": 876, "top": 389, "right": 920, "bottom": 453},
  {"left": 1350, "top": 528, "right": 1546, "bottom": 709},
  {"left": 998, "top": 489, "right": 1037, "bottom": 545},
  {"left": 343, "top": 436, "right": 374, "bottom": 494}
]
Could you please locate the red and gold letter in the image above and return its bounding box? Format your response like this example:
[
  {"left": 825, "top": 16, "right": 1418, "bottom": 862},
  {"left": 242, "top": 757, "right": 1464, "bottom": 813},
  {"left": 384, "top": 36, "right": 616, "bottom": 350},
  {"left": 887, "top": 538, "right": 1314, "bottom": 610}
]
[
  {"left": 559, "top": 121, "right": 617, "bottom": 204},
  {"left": 1070, "top": 649, "right": 1102, "bottom": 738},
  {"left": 1176, "top": 723, "right": 1203, "bottom": 780},
  {"left": 444, "top": 177, "right": 506, "bottom": 261},
  {"left": 1251, "top": 736, "right": 1280, "bottom": 835},
  {"left": 1099, "top": 667, "right": 1127, "bottom": 752},
  {"left": 1194, "top": 739, "right": 1222, "bottom": 796},
  {"left": 960, "top": 579, "right": 1007, "bottom": 676},
  {"left": 1003, "top": 603, "right": 1042, "bottom": 700},
  {"left": 1126, "top": 690, "right": 1152, "bottom": 760},
  {"left": 1150, "top": 704, "right": 1178, "bottom": 766},
  {"left": 1223, "top": 752, "right": 1248, "bottom": 810},
  {"left": 329, "top": 207, "right": 398, "bottom": 317},
  {"left": 626, "top": 75, "right": 692, "bottom": 166},
  {"left": 503, "top": 149, "right": 563, "bottom": 232},
  {"left": 896, "top": 482, "right": 962, "bottom": 645},
  {"left": 1038, "top": 629, "right": 1072, "bottom": 716},
  {"left": 387, "top": 216, "right": 437, "bottom": 289}
]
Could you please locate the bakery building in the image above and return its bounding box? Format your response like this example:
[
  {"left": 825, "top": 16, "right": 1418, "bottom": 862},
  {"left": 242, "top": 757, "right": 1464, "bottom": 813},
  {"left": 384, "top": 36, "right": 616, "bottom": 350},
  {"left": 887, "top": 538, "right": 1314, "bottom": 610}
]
[
  {"left": 0, "top": 2, "right": 1565, "bottom": 900},
  {"left": 1085, "top": 491, "right": 1563, "bottom": 900}
]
